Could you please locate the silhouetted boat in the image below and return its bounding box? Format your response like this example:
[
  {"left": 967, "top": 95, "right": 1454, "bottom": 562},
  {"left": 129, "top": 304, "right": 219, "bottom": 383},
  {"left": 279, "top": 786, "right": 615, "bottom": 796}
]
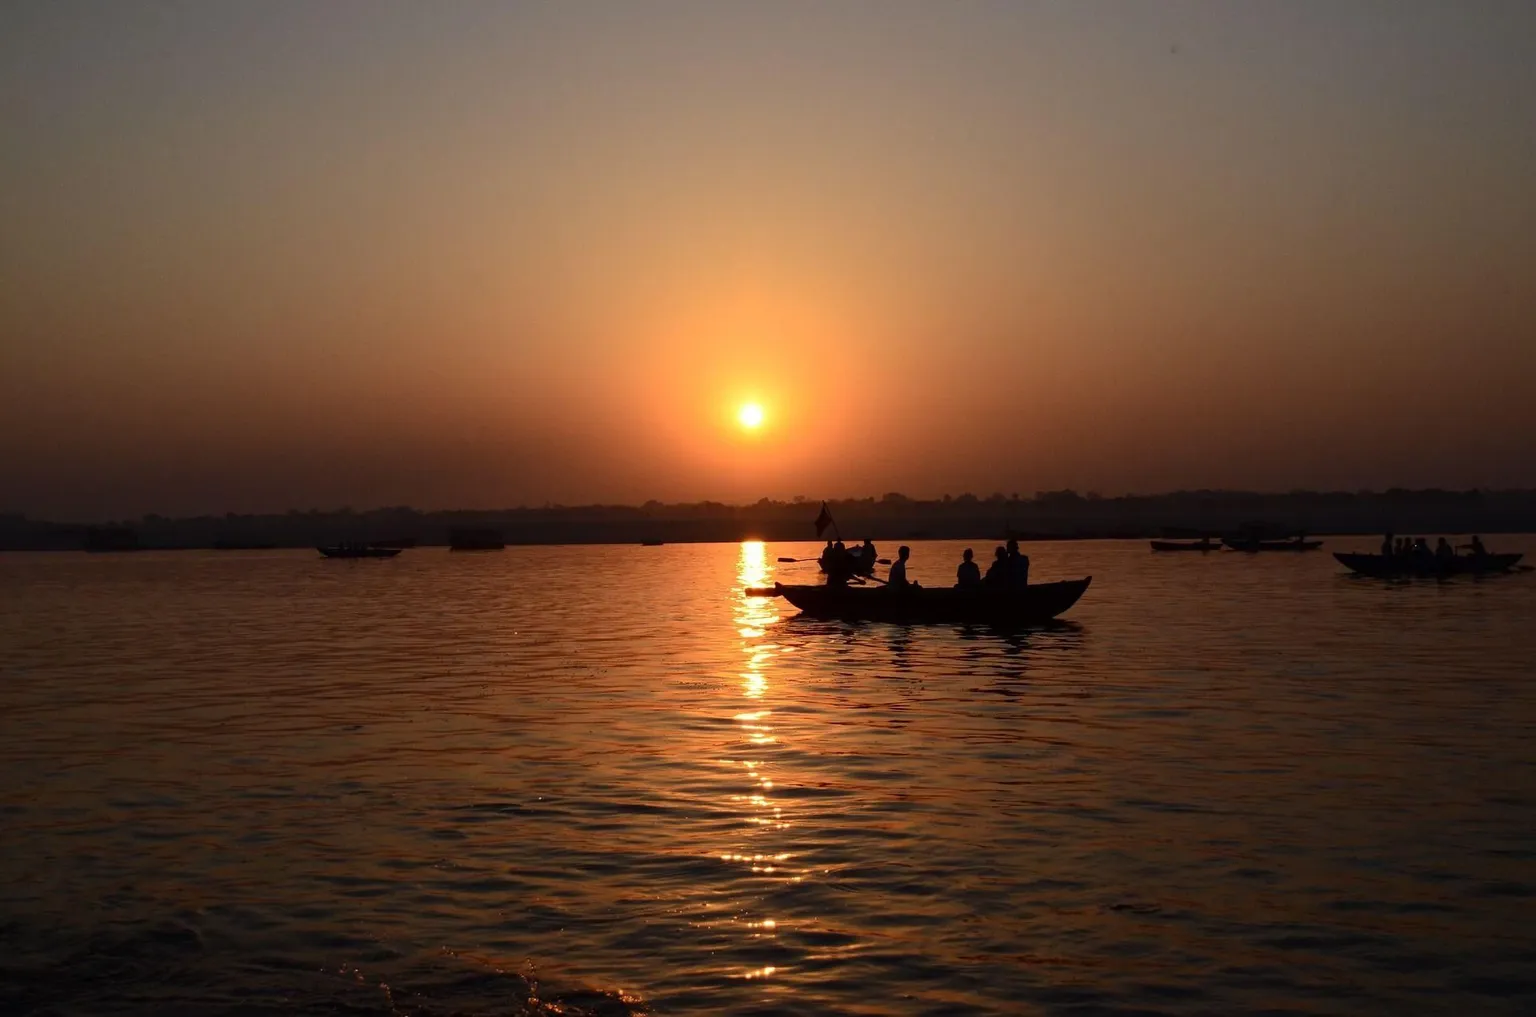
[
  {"left": 773, "top": 577, "right": 1091, "bottom": 625},
  {"left": 1149, "top": 539, "right": 1220, "bottom": 552},
  {"left": 84, "top": 527, "right": 140, "bottom": 552},
  {"left": 640, "top": 540, "right": 665, "bottom": 546},
  {"left": 448, "top": 527, "right": 505, "bottom": 551},
  {"left": 1334, "top": 552, "right": 1522, "bottom": 578},
  {"left": 317, "top": 545, "right": 400, "bottom": 559},
  {"left": 1223, "top": 537, "right": 1323, "bottom": 552}
]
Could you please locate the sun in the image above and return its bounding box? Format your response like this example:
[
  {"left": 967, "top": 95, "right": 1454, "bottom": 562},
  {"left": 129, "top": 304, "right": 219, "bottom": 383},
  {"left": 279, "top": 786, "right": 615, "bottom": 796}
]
[{"left": 737, "top": 402, "right": 765, "bottom": 430}]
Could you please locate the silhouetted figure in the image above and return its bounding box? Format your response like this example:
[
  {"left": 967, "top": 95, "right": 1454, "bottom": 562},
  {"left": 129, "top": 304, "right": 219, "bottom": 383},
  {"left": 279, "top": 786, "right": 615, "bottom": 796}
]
[
  {"left": 888, "top": 545, "right": 912, "bottom": 588},
  {"left": 1412, "top": 537, "right": 1431, "bottom": 560},
  {"left": 818, "top": 540, "right": 836, "bottom": 572},
  {"left": 1381, "top": 533, "right": 1394, "bottom": 556},
  {"left": 825, "top": 540, "right": 857, "bottom": 586},
  {"left": 956, "top": 548, "right": 981, "bottom": 588},
  {"left": 985, "top": 546, "right": 1008, "bottom": 585},
  {"left": 1470, "top": 535, "right": 1487, "bottom": 557},
  {"left": 1436, "top": 537, "right": 1454, "bottom": 560},
  {"left": 1005, "top": 538, "right": 1030, "bottom": 589},
  {"left": 857, "top": 539, "right": 878, "bottom": 575}
]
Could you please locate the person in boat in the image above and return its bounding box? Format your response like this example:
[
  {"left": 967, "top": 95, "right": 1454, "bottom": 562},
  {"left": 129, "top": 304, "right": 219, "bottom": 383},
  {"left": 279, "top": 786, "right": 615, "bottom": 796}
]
[
  {"left": 956, "top": 548, "right": 981, "bottom": 588},
  {"left": 856, "top": 539, "right": 878, "bottom": 575},
  {"left": 1412, "top": 537, "right": 1432, "bottom": 560},
  {"left": 1381, "top": 533, "right": 1394, "bottom": 557},
  {"left": 887, "top": 545, "right": 912, "bottom": 588},
  {"left": 984, "top": 546, "right": 1008, "bottom": 586},
  {"left": 824, "top": 541, "right": 856, "bottom": 587},
  {"left": 1005, "top": 538, "right": 1030, "bottom": 588},
  {"left": 1470, "top": 535, "right": 1487, "bottom": 557},
  {"left": 1436, "top": 537, "right": 1455, "bottom": 560},
  {"left": 817, "top": 540, "right": 836, "bottom": 572}
]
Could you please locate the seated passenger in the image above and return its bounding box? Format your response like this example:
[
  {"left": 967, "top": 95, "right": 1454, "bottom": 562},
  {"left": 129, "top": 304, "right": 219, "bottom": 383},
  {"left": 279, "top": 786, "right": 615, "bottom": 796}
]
[
  {"left": 1005, "top": 538, "right": 1030, "bottom": 588},
  {"left": 1381, "top": 533, "right": 1394, "bottom": 557},
  {"left": 825, "top": 541, "right": 855, "bottom": 586},
  {"left": 984, "top": 546, "right": 1008, "bottom": 585},
  {"left": 1436, "top": 537, "right": 1454, "bottom": 560},
  {"left": 887, "top": 545, "right": 912, "bottom": 588},
  {"left": 956, "top": 548, "right": 981, "bottom": 587},
  {"left": 1470, "top": 535, "right": 1487, "bottom": 557}
]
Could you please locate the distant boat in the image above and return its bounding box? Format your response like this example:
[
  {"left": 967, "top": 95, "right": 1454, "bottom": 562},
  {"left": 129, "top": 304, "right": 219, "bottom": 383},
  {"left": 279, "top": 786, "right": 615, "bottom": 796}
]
[
  {"left": 770, "top": 578, "right": 1091, "bottom": 625},
  {"left": 1149, "top": 539, "right": 1220, "bottom": 552},
  {"left": 84, "top": 527, "right": 140, "bottom": 552},
  {"left": 448, "top": 527, "right": 505, "bottom": 551},
  {"left": 317, "top": 544, "right": 400, "bottom": 559},
  {"left": 640, "top": 539, "right": 665, "bottom": 546},
  {"left": 1334, "top": 551, "right": 1522, "bottom": 578},
  {"left": 1223, "top": 537, "right": 1323, "bottom": 552}
]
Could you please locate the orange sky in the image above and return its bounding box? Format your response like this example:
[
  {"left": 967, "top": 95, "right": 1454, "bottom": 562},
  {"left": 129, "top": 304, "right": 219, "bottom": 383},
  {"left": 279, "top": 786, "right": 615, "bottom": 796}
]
[{"left": 2, "top": 2, "right": 1535, "bottom": 518}]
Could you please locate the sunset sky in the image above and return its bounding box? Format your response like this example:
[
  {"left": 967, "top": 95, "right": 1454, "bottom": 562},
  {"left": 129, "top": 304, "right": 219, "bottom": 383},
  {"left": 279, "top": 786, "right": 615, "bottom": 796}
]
[{"left": 3, "top": 1, "right": 1534, "bottom": 519}]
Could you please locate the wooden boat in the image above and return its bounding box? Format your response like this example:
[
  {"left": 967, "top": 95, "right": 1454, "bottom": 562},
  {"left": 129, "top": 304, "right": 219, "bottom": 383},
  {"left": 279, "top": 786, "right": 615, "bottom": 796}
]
[
  {"left": 773, "top": 577, "right": 1091, "bottom": 625},
  {"left": 640, "top": 540, "right": 665, "bottom": 546},
  {"left": 1334, "top": 552, "right": 1522, "bottom": 578},
  {"left": 317, "top": 545, "right": 401, "bottom": 559},
  {"left": 1149, "top": 539, "right": 1220, "bottom": 552},
  {"left": 448, "top": 527, "right": 505, "bottom": 551},
  {"left": 1222, "top": 537, "right": 1323, "bottom": 552}
]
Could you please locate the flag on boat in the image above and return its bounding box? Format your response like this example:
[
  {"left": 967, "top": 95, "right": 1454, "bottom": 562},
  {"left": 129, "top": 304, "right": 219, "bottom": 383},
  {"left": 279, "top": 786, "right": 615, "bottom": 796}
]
[{"left": 814, "top": 501, "right": 834, "bottom": 537}]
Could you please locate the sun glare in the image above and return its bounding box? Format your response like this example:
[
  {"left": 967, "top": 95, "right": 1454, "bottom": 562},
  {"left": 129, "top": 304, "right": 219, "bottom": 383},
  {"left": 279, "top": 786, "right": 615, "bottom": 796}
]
[{"left": 738, "top": 403, "right": 765, "bottom": 430}]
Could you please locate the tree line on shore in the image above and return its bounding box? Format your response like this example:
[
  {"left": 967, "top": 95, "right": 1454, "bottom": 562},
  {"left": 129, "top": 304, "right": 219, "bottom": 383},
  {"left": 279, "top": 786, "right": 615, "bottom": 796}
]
[{"left": 3, "top": 488, "right": 1534, "bottom": 551}]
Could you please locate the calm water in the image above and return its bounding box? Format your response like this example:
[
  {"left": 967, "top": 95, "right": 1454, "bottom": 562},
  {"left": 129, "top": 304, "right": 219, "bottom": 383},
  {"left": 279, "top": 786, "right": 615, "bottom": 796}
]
[{"left": 2, "top": 539, "right": 1534, "bottom": 1016}]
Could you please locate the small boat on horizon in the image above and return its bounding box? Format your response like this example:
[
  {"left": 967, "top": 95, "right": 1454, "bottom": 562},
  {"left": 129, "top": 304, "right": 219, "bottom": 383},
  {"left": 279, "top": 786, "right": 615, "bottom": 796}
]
[
  {"left": 448, "top": 527, "right": 505, "bottom": 551},
  {"left": 317, "top": 544, "right": 401, "bottom": 559},
  {"left": 640, "top": 539, "right": 665, "bottom": 546},
  {"left": 762, "top": 578, "right": 1091, "bottom": 626},
  {"left": 1223, "top": 537, "right": 1323, "bottom": 552},
  {"left": 1150, "top": 539, "right": 1220, "bottom": 552}
]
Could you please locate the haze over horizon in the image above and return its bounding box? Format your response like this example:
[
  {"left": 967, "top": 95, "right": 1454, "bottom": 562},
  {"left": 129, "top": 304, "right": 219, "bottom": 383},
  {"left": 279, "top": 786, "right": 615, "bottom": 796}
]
[{"left": 4, "top": 1, "right": 1535, "bottom": 520}]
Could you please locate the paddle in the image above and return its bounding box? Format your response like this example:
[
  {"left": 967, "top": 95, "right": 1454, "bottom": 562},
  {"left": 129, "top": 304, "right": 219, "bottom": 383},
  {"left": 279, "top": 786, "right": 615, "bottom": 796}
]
[
  {"left": 744, "top": 586, "right": 781, "bottom": 597},
  {"left": 777, "top": 556, "right": 816, "bottom": 563}
]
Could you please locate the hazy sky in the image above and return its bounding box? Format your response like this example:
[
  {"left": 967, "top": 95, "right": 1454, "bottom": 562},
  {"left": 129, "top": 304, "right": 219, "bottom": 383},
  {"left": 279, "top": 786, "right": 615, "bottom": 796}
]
[{"left": 3, "top": 1, "right": 1535, "bottom": 518}]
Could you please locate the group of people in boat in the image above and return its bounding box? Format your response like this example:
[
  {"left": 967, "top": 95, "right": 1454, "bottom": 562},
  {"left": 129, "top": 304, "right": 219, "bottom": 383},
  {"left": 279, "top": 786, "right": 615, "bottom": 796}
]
[
  {"left": 820, "top": 537, "right": 1033, "bottom": 590},
  {"left": 1380, "top": 533, "right": 1488, "bottom": 560}
]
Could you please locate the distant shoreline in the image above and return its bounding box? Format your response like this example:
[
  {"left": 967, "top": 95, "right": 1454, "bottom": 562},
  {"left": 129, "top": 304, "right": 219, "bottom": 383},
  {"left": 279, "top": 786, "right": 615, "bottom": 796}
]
[{"left": 5, "top": 489, "right": 1534, "bottom": 552}]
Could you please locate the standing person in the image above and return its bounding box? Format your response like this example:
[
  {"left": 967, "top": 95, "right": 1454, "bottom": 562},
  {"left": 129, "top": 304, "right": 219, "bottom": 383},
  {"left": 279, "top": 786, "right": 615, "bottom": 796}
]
[
  {"left": 1005, "top": 538, "right": 1030, "bottom": 588},
  {"left": 887, "top": 545, "right": 912, "bottom": 588},
  {"left": 956, "top": 548, "right": 981, "bottom": 587}
]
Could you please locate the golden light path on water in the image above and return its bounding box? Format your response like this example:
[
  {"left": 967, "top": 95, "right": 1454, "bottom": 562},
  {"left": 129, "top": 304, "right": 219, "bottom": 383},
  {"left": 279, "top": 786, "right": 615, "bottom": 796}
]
[{"left": 727, "top": 541, "right": 791, "bottom": 984}]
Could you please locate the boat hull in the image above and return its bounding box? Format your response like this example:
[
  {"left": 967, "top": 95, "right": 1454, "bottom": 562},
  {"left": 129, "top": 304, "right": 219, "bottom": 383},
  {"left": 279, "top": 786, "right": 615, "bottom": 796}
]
[
  {"left": 317, "top": 546, "right": 401, "bottom": 559},
  {"left": 1334, "top": 552, "right": 1522, "bottom": 578},
  {"left": 777, "top": 577, "right": 1091, "bottom": 625},
  {"left": 1223, "top": 539, "right": 1323, "bottom": 552}
]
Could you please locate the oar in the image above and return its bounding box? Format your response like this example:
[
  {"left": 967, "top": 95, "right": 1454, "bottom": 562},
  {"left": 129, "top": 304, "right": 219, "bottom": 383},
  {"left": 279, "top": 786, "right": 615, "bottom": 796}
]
[
  {"left": 777, "top": 556, "right": 824, "bottom": 563},
  {"left": 745, "top": 586, "right": 781, "bottom": 597}
]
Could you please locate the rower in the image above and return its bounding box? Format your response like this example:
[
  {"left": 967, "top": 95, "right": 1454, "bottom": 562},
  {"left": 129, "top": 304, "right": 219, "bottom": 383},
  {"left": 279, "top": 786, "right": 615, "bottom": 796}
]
[
  {"left": 956, "top": 548, "right": 981, "bottom": 588},
  {"left": 887, "top": 545, "right": 912, "bottom": 588},
  {"left": 858, "top": 539, "right": 878, "bottom": 575}
]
